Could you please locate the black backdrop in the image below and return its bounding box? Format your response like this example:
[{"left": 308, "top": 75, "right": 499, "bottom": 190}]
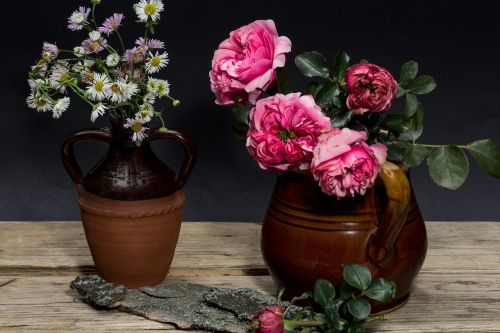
[{"left": 1, "top": 0, "right": 500, "bottom": 221}]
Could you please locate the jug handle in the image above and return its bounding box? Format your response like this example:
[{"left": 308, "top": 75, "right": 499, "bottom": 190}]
[
  {"left": 367, "top": 161, "right": 411, "bottom": 267},
  {"left": 61, "top": 128, "right": 112, "bottom": 185},
  {"left": 148, "top": 129, "right": 197, "bottom": 192}
]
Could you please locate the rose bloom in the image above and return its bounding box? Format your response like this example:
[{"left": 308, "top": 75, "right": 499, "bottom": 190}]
[
  {"left": 311, "top": 128, "right": 387, "bottom": 198},
  {"left": 246, "top": 93, "right": 332, "bottom": 171},
  {"left": 345, "top": 63, "right": 398, "bottom": 114},
  {"left": 209, "top": 19, "right": 292, "bottom": 105},
  {"left": 251, "top": 306, "right": 284, "bottom": 333}
]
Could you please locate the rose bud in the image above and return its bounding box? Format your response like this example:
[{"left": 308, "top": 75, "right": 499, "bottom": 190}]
[{"left": 250, "top": 306, "right": 285, "bottom": 333}]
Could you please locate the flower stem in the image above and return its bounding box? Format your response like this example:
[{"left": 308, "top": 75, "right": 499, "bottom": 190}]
[
  {"left": 68, "top": 84, "right": 93, "bottom": 107},
  {"left": 284, "top": 319, "right": 326, "bottom": 328},
  {"left": 414, "top": 143, "right": 469, "bottom": 149},
  {"left": 116, "top": 30, "right": 126, "bottom": 52}
]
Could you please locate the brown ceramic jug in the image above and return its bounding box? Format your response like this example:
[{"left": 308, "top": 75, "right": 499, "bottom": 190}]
[
  {"left": 61, "top": 119, "right": 196, "bottom": 288},
  {"left": 261, "top": 161, "right": 427, "bottom": 314}
]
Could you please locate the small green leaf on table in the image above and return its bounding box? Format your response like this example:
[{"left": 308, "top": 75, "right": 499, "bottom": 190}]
[
  {"left": 343, "top": 264, "right": 372, "bottom": 290},
  {"left": 347, "top": 298, "right": 371, "bottom": 320},
  {"left": 365, "top": 278, "right": 397, "bottom": 302},
  {"left": 314, "top": 279, "right": 335, "bottom": 308}
]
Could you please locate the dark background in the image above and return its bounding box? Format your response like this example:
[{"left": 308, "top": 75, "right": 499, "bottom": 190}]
[{"left": 1, "top": 0, "right": 499, "bottom": 221}]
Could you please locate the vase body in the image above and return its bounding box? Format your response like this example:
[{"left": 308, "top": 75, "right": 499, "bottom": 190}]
[
  {"left": 261, "top": 162, "right": 427, "bottom": 314},
  {"left": 62, "top": 121, "right": 196, "bottom": 288}
]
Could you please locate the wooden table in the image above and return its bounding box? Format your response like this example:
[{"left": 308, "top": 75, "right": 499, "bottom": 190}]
[{"left": 0, "top": 221, "right": 499, "bottom": 332}]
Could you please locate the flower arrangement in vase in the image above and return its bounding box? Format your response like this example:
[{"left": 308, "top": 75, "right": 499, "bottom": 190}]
[
  {"left": 26, "top": 0, "right": 196, "bottom": 288},
  {"left": 210, "top": 19, "right": 500, "bottom": 312}
]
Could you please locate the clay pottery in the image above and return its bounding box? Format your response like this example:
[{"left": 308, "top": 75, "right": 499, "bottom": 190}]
[
  {"left": 261, "top": 161, "right": 427, "bottom": 314},
  {"left": 61, "top": 119, "right": 196, "bottom": 288}
]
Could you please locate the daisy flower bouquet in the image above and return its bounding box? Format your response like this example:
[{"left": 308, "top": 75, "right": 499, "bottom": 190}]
[
  {"left": 210, "top": 19, "right": 500, "bottom": 196},
  {"left": 27, "top": 0, "right": 177, "bottom": 144}
]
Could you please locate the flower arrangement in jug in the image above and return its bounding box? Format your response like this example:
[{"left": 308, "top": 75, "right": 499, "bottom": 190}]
[
  {"left": 26, "top": 0, "right": 179, "bottom": 144},
  {"left": 210, "top": 19, "right": 500, "bottom": 197}
]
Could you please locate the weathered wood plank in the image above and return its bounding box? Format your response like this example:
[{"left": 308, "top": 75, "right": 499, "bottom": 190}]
[{"left": 0, "top": 272, "right": 499, "bottom": 332}]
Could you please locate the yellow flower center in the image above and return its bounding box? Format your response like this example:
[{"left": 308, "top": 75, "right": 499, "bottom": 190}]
[
  {"left": 144, "top": 3, "right": 157, "bottom": 16},
  {"left": 111, "top": 83, "right": 121, "bottom": 93},
  {"left": 150, "top": 56, "right": 161, "bottom": 67},
  {"left": 35, "top": 98, "right": 47, "bottom": 107},
  {"left": 85, "top": 72, "right": 95, "bottom": 81},
  {"left": 131, "top": 123, "right": 143, "bottom": 133},
  {"left": 59, "top": 73, "right": 70, "bottom": 82},
  {"left": 94, "top": 81, "right": 104, "bottom": 92},
  {"left": 89, "top": 42, "right": 100, "bottom": 52},
  {"left": 157, "top": 83, "right": 165, "bottom": 94}
]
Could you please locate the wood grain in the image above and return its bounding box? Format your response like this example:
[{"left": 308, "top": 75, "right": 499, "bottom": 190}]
[{"left": 1, "top": 221, "right": 500, "bottom": 332}]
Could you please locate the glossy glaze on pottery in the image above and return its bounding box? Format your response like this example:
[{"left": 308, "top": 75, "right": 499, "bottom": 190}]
[
  {"left": 261, "top": 162, "right": 427, "bottom": 314},
  {"left": 61, "top": 120, "right": 196, "bottom": 287}
]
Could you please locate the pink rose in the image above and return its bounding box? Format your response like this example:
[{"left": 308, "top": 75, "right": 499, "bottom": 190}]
[
  {"left": 209, "top": 19, "right": 292, "bottom": 105},
  {"left": 247, "top": 93, "right": 332, "bottom": 171},
  {"left": 251, "top": 306, "right": 284, "bottom": 333},
  {"left": 346, "top": 63, "right": 398, "bottom": 114},
  {"left": 311, "top": 128, "right": 387, "bottom": 198}
]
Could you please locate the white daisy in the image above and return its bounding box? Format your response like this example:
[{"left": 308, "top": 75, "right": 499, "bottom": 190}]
[
  {"left": 91, "top": 103, "right": 108, "bottom": 122},
  {"left": 73, "top": 46, "right": 85, "bottom": 57},
  {"left": 146, "top": 78, "right": 170, "bottom": 97},
  {"left": 107, "top": 79, "right": 138, "bottom": 103},
  {"left": 145, "top": 51, "right": 169, "bottom": 74},
  {"left": 52, "top": 97, "right": 70, "bottom": 119},
  {"left": 86, "top": 73, "right": 110, "bottom": 102},
  {"left": 28, "top": 78, "right": 46, "bottom": 91},
  {"left": 134, "top": 0, "right": 164, "bottom": 22},
  {"left": 89, "top": 30, "right": 101, "bottom": 42},
  {"left": 106, "top": 53, "right": 120, "bottom": 67},
  {"left": 137, "top": 104, "right": 155, "bottom": 122},
  {"left": 49, "top": 63, "right": 71, "bottom": 93},
  {"left": 26, "top": 93, "right": 53, "bottom": 112},
  {"left": 124, "top": 118, "right": 149, "bottom": 142},
  {"left": 143, "top": 93, "right": 156, "bottom": 105}
]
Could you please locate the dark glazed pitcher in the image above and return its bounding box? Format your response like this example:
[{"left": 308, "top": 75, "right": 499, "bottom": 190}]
[
  {"left": 61, "top": 119, "right": 196, "bottom": 288},
  {"left": 261, "top": 161, "right": 427, "bottom": 314}
]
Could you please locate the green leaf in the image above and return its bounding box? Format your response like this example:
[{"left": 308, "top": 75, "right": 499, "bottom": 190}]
[
  {"left": 314, "top": 279, "right": 335, "bottom": 308},
  {"left": 340, "top": 281, "right": 354, "bottom": 300},
  {"left": 332, "top": 50, "right": 351, "bottom": 82},
  {"left": 427, "top": 145, "right": 469, "bottom": 190},
  {"left": 396, "top": 85, "right": 407, "bottom": 98},
  {"left": 365, "top": 278, "right": 397, "bottom": 302},
  {"left": 315, "top": 81, "right": 340, "bottom": 109},
  {"left": 399, "top": 61, "right": 419, "bottom": 87},
  {"left": 343, "top": 264, "right": 372, "bottom": 290},
  {"left": 386, "top": 141, "right": 411, "bottom": 162},
  {"left": 299, "top": 328, "right": 312, "bottom": 333},
  {"left": 404, "top": 94, "right": 419, "bottom": 118},
  {"left": 231, "top": 103, "right": 252, "bottom": 125},
  {"left": 231, "top": 123, "right": 249, "bottom": 139},
  {"left": 403, "top": 144, "right": 430, "bottom": 168},
  {"left": 305, "top": 81, "right": 320, "bottom": 95},
  {"left": 406, "top": 75, "right": 437, "bottom": 95},
  {"left": 467, "top": 139, "right": 500, "bottom": 178},
  {"left": 276, "top": 68, "right": 291, "bottom": 94},
  {"left": 347, "top": 298, "right": 371, "bottom": 320},
  {"left": 325, "top": 305, "right": 346, "bottom": 331},
  {"left": 384, "top": 114, "right": 408, "bottom": 134},
  {"left": 348, "top": 325, "right": 366, "bottom": 333},
  {"left": 295, "top": 52, "right": 330, "bottom": 78},
  {"left": 332, "top": 111, "right": 353, "bottom": 128},
  {"left": 399, "top": 104, "right": 424, "bottom": 141}
]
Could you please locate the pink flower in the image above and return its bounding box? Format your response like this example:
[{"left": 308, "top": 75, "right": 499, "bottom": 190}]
[
  {"left": 122, "top": 46, "right": 147, "bottom": 64},
  {"left": 210, "top": 19, "right": 292, "bottom": 105},
  {"left": 135, "top": 37, "right": 165, "bottom": 50},
  {"left": 42, "top": 42, "right": 58, "bottom": 61},
  {"left": 81, "top": 38, "right": 107, "bottom": 54},
  {"left": 311, "top": 128, "right": 387, "bottom": 198},
  {"left": 251, "top": 306, "right": 284, "bottom": 333},
  {"left": 346, "top": 63, "right": 398, "bottom": 114},
  {"left": 246, "top": 93, "right": 331, "bottom": 171},
  {"left": 99, "top": 13, "right": 124, "bottom": 35}
]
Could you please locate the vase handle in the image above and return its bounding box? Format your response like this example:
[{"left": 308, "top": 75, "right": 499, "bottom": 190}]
[
  {"left": 61, "top": 128, "right": 112, "bottom": 185},
  {"left": 368, "top": 161, "right": 411, "bottom": 267},
  {"left": 148, "top": 129, "right": 197, "bottom": 192}
]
